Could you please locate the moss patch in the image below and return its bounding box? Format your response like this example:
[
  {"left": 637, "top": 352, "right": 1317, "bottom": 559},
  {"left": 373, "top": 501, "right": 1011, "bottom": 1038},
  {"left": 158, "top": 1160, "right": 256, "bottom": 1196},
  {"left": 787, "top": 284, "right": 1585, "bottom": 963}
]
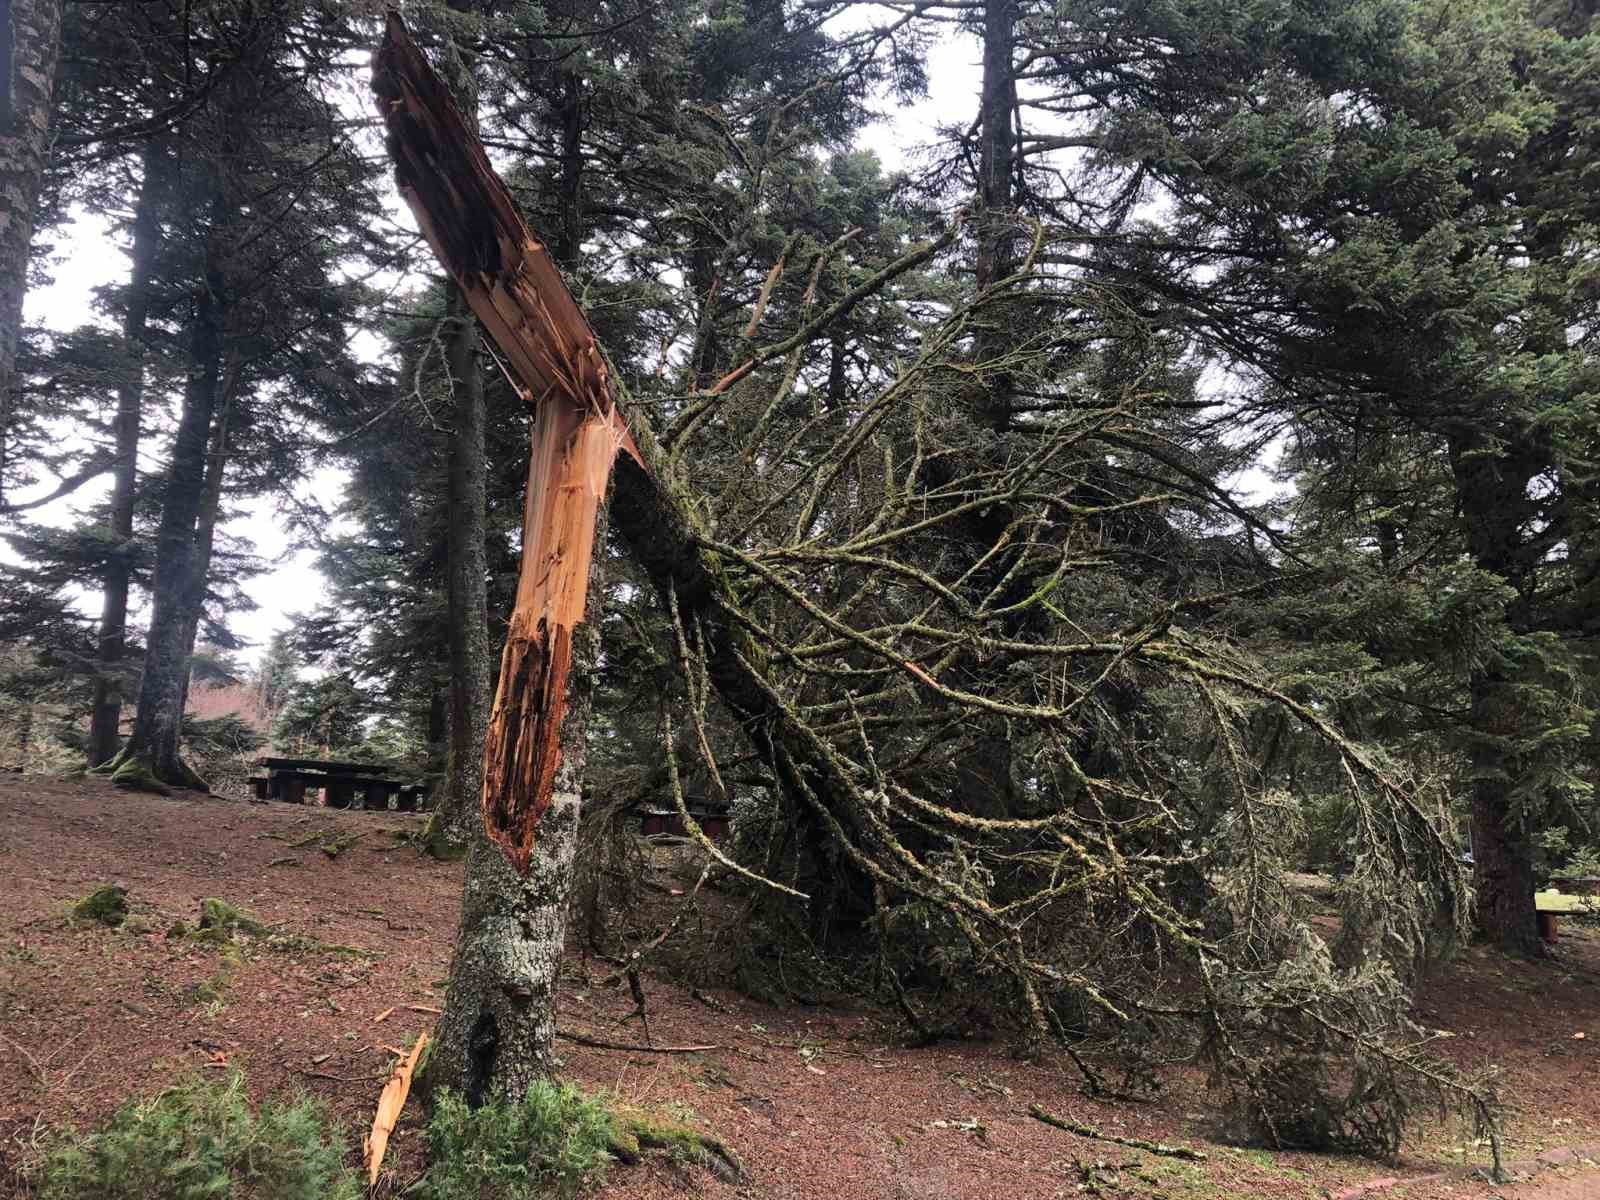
[
  {"left": 71, "top": 885, "right": 129, "bottom": 928},
  {"left": 414, "top": 1083, "right": 740, "bottom": 1198},
  {"left": 198, "top": 898, "right": 267, "bottom": 937},
  {"left": 608, "top": 1105, "right": 742, "bottom": 1182}
]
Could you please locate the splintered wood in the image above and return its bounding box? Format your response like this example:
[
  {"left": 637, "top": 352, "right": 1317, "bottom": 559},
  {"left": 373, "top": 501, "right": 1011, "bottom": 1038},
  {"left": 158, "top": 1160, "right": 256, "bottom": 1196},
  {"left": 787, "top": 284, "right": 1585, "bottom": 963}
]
[
  {"left": 364, "top": 1030, "right": 427, "bottom": 1185},
  {"left": 372, "top": 14, "right": 639, "bottom": 874}
]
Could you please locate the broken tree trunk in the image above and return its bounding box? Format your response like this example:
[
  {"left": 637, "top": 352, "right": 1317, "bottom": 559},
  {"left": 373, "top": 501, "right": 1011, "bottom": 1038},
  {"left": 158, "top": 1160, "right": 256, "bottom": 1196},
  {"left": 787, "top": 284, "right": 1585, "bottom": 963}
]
[
  {"left": 373, "top": 13, "right": 634, "bottom": 1103},
  {"left": 373, "top": 12, "right": 635, "bottom": 875},
  {"left": 371, "top": 25, "right": 881, "bottom": 1102}
]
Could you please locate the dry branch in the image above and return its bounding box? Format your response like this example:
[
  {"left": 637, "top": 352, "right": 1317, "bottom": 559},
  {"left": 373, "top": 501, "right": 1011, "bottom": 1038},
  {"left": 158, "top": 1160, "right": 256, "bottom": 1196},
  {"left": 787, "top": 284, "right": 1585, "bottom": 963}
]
[
  {"left": 555, "top": 1029, "right": 717, "bottom": 1054},
  {"left": 1027, "top": 1104, "right": 1208, "bottom": 1161}
]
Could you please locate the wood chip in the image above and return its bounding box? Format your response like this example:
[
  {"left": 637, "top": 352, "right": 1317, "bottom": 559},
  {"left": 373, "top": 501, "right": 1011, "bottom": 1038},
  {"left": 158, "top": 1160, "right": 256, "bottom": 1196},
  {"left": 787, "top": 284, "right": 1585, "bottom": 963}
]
[{"left": 373, "top": 1006, "right": 396, "bottom": 1024}]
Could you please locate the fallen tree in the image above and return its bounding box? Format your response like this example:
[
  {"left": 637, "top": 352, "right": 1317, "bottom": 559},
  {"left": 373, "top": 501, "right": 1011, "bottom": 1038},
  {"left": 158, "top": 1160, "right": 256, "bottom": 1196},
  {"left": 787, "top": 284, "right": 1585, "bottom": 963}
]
[{"left": 374, "top": 11, "right": 1502, "bottom": 1165}]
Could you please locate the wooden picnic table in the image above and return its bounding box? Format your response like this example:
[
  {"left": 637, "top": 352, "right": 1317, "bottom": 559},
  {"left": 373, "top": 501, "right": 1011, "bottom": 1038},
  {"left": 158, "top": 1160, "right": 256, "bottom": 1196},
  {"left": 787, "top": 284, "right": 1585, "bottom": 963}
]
[
  {"left": 252, "top": 757, "right": 425, "bottom": 812},
  {"left": 1535, "top": 889, "right": 1600, "bottom": 943}
]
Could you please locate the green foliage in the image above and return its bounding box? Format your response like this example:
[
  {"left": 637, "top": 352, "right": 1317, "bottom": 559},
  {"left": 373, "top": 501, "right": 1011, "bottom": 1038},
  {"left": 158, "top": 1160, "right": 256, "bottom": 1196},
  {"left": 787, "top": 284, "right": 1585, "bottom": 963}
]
[
  {"left": 28, "top": 1072, "right": 362, "bottom": 1200},
  {"left": 418, "top": 1082, "right": 617, "bottom": 1200},
  {"left": 70, "top": 885, "right": 128, "bottom": 928},
  {"left": 194, "top": 898, "right": 267, "bottom": 941},
  {"left": 272, "top": 673, "right": 374, "bottom": 756},
  {"left": 180, "top": 713, "right": 267, "bottom": 760}
]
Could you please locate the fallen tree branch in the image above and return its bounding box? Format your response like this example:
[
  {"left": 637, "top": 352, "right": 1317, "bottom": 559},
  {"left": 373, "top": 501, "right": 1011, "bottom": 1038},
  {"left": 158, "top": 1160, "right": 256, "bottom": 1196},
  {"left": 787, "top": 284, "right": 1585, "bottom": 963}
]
[
  {"left": 555, "top": 1028, "right": 716, "bottom": 1054},
  {"left": 1027, "top": 1104, "right": 1208, "bottom": 1161}
]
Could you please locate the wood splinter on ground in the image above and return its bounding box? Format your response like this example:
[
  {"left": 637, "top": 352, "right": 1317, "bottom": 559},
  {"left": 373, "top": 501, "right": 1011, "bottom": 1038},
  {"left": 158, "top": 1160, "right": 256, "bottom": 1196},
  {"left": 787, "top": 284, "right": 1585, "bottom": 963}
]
[
  {"left": 364, "top": 1030, "right": 428, "bottom": 1186},
  {"left": 371, "top": 12, "right": 641, "bottom": 877}
]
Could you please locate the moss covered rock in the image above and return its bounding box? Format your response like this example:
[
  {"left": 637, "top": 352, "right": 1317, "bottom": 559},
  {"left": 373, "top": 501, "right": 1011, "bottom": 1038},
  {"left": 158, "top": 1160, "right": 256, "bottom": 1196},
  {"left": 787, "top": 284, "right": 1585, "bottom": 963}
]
[
  {"left": 196, "top": 898, "right": 267, "bottom": 940},
  {"left": 72, "top": 884, "right": 129, "bottom": 927}
]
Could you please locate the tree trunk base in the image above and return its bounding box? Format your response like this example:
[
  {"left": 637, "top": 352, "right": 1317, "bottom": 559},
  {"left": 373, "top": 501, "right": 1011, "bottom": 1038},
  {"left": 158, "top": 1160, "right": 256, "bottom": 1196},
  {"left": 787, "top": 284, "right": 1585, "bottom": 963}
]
[
  {"left": 97, "top": 747, "right": 209, "bottom": 795},
  {"left": 419, "top": 809, "right": 469, "bottom": 861}
]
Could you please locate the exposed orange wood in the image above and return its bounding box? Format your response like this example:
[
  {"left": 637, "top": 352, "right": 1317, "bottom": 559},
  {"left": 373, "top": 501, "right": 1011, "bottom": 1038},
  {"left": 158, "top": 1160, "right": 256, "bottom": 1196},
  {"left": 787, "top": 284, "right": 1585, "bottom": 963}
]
[
  {"left": 364, "top": 1030, "right": 427, "bottom": 1186},
  {"left": 372, "top": 14, "right": 639, "bottom": 874}
]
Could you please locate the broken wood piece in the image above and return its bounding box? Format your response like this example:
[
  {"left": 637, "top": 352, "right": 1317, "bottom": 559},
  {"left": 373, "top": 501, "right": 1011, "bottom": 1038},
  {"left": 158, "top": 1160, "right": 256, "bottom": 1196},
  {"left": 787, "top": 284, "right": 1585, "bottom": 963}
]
[
  {"left": 406, "top": 1003, "right": 442, "bottom": 1014},
  {"left": 364, "top": 1030, "right": 428, "bottom": 1186},
  {"left": 372, "top": 13, "right": 641, "bottom": 876},
  {"left": 1027, "top": 1104, "right": 1207, "bottom": 1161},
  {"left": 372, "top": 1006, "right": 395, "bottom": 1024}
]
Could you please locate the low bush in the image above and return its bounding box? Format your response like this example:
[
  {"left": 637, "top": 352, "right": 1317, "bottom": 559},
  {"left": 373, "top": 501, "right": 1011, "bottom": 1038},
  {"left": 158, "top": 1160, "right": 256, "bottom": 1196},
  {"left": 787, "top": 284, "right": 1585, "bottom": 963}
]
[
  {"left": 29, "top": 1072, "right": 361, "bottom": 1200},
  {"left": 418, "top": 1080, "right": 616, "bottom": 1200}
]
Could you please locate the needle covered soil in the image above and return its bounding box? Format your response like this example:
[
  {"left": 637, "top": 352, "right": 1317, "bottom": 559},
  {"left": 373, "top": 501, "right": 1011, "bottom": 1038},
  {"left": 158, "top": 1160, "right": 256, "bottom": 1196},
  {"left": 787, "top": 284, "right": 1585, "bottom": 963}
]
[{"left": 1, "top": 774, "right": 1598, "bottom": 1199}]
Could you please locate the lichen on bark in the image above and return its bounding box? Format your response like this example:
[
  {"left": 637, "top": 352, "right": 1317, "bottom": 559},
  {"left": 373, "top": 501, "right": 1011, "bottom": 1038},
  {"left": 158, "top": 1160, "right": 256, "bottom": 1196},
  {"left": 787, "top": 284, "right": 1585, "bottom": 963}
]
[{"left": 422, "top": 522, "right": 602, "bottom": 1102}]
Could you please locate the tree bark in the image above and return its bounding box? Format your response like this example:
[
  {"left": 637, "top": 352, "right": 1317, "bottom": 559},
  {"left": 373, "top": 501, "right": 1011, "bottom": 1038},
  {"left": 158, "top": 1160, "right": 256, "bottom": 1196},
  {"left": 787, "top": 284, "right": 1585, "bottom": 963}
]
[
  {"left": 419, "top": 0, "right": 492, "bottom": 857},
  {"left": 0, "top": 0, "right": 63, "bottom": 507},
  {"left": 430, "top": 287, "right": 491, "bottom": 856},
  {"left": 425, "top": 509, "right": 604, "bottom": 1103},
  {"left": 1449, "top": 426, "right": 1546, "bottom": 954},
  {"left": 974, "top": 0, "right": 1018, "bottom": 303},
  {"left": 88, "top": 139, "right": 166, "bottom": 766},
  {"left": 106, "top": 199, "right": 226, "bottom": 793},
  {"left": 176, "top": 361, "right": 238, "bottom": 719},
  {"left": 1466, "top": 663, "right": 1543, "bottom": 956}
]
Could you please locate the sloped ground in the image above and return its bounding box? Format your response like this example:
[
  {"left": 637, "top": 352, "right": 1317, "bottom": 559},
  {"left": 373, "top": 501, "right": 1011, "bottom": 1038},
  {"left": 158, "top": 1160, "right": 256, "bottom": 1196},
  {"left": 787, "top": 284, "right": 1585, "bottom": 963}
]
[{"left": 0, "top": 773, "right": 1597, "bottom": 1199}]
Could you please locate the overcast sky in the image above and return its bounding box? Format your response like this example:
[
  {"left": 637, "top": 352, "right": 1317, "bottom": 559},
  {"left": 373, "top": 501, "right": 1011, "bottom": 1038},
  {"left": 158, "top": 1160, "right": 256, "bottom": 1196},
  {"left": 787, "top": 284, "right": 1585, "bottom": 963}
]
[{"left": 10, "top": 28, "right": 1019, "bottom": 670}]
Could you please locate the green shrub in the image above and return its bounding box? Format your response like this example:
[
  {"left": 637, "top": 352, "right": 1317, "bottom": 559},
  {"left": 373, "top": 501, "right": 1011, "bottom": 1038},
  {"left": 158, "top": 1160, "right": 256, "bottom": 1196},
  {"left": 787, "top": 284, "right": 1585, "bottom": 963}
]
[
  {"left": 30, "top": 1072, "right": 362, "bottom": 1200},
  {"left": 419, "top": 1080, "right": 617, "bottom": 1200}
]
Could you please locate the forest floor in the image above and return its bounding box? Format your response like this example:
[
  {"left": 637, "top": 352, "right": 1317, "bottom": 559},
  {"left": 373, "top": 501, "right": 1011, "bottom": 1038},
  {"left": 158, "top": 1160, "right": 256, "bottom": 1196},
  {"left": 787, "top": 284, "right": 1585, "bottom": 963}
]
[{"left": 1, "top": 775, "right": 1599, "bottom": 1200}]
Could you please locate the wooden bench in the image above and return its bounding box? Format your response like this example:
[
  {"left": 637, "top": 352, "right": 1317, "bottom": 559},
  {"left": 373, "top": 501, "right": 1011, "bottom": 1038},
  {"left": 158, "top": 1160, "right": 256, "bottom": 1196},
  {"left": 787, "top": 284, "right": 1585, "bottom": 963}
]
[
  {"left": 640, "top": 806, "right": 730, "bottom": 842},
  {"left": 1535, "top": 890, "right": 1600, "bottom": 942}
]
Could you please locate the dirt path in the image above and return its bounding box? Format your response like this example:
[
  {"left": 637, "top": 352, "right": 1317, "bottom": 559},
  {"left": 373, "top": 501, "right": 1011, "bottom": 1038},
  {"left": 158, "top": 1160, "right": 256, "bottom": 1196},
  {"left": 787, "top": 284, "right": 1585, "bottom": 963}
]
[{"left": 1, "top": 775, "right": 1598, "bottom": 1199}]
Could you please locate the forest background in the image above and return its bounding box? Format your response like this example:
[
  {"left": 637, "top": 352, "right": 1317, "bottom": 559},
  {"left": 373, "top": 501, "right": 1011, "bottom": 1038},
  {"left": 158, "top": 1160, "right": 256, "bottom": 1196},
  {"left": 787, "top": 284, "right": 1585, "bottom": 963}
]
[{"left": 3, "top": 0, "right": 1600, "bottom": 1164}]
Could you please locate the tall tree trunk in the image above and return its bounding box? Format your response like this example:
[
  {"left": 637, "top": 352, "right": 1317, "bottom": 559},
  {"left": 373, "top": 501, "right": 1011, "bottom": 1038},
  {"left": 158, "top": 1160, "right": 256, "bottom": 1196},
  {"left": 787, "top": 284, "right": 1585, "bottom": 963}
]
[
  {"left": 1466, "top": 663, "right": 1543, "bottom": 956},
  {"left": 1450, "top": 427, "right": 1546, "bottom": 954},
  {"left": 0, "top": 0, "right": 63, "bottom": 506},
  {"left": 422, "top": 0, "right": 491, "bottom": 857},
  {"left": 104, "top": 207, "right": 226, "bottom": 793},
  {"left": 176, "top": 362, "right": 238, "bottom": 719},
  {"left": 428, "top": 287, "right": 491, "bottom": 856},
  {"left": 974, "top": 0, "right": 1017, "bottom": 305},
  {"left": 552, "top": 68, "right": 582, "bottom": 269},
  {"left": 945, "top": 0, "right": 1022, "bottom": 822},
  {"left": 88, "top": 142, "right": 166, "bottom": 766}
]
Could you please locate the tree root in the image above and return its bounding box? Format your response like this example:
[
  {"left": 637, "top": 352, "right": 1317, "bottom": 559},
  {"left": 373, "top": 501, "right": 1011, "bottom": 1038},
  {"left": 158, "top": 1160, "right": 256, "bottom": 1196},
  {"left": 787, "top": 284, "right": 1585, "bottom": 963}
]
[
  {"left": 607, "top": 1107, "right": 742, "bottom": 1182},
  {"left": 96, "top": 747, "right": 210, "bottom": 794},
  {"left": 1027, "top": 1104, "right": 1208, "bottom": 1161}
]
